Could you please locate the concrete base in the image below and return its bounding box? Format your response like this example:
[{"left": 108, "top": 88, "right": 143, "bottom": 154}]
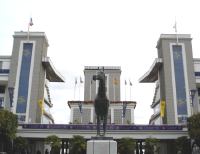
[{"left": 87, "top": 139, "right": 117, "bottom": 154}]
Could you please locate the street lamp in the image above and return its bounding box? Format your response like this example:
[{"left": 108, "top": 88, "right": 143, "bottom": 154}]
[{"left": 189, "top": 89, "right": 197, "bottom": 115}]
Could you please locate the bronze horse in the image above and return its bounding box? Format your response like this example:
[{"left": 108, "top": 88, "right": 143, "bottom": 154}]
[{"left": 93, "top": 69, "right": 109, "bottom": 136}]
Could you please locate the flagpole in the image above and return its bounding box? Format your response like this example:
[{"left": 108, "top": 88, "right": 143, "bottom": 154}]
[
  {"left": 79, "top": 83, "right": 81, "bottom": 100},
  {"left": 173, "top": 19, "right": 179, "bottom": 44},
  {"left": 129, "top": 80, "right": 132, "bottom": 100},
  {"left": 74, "top": 78, "right": 77, "bottom": 100},
  {"left": 125, "top": 80, "right": 127, "bottom": 101},
  {"left": 27, "top": 25, "right": 30, "bottom": 41},
  {"left": 27, "top": 18, "right": 33, "bottom": 41},
  {"left": 130, "top": 85, "right": 131, "bottom": 100}
]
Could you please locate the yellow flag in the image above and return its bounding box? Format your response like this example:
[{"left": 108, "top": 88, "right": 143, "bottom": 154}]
[
  {"left": 38, "top": 99, "right": 44, "bottom": 114},
  {"left": 160, "top": 100, "right": 165, "bottom": 117},
  {"left": 113, "top": 78, "right": 119, "bottom": 85}
]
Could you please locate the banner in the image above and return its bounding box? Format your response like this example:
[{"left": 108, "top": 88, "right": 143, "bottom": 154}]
[{"left": 160, "top": 100, "right": 165, "bottom": 117}]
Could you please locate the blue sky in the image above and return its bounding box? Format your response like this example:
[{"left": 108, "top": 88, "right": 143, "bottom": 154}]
[{"left": 0, "top": 0, "right": 200, "bottom": 124}]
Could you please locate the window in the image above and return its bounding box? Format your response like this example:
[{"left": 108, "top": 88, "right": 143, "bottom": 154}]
[
  {"left": 195, "top": 72, "right": 200, "bottom": 76},
  {"left": 0, "top": 97, "right": 4, "bottom": 107},
  {"left": 198, "top": 88, "right": 200, "bottom": 96},
  {"left": 172, "top": 45, "right": 187, "bottom": 124},
  {"left": 16, "top": 43, "right": 33, "bottom": 113},
  {"left": 0, "top": 85, "right": 5, "bottom": 93}
]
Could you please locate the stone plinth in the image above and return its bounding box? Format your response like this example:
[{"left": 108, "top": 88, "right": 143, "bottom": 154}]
[{"left": 87, "top": 138, "right": 117, "bottom": 154}]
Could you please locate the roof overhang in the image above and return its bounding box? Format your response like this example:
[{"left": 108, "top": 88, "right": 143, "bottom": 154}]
[
  {"left": 139, "top": 58, "right": 163, "bottom": 83},
  {"left": 42, "top": 57, "right": 65, "bottom": 82},
  {"left": 68, "top": 101, "right": 136, "bottom": 108}
]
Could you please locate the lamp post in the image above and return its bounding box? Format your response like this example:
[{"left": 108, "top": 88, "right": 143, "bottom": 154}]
[{"left": 189, "top": 89, "right": 196, "bottom": 116}]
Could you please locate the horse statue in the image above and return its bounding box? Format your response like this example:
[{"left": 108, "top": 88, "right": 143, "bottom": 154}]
[{"left": 93, "top": 68, "right": 109, "bottom": 136}]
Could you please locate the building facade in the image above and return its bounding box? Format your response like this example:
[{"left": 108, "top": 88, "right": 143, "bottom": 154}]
[
  {"left": 68, "top": 66, "right": 136, "bottom": 125},
  {"left": 0, "top": 32, "right": 64, "bottom": 124},
  {"left": 139, "top": 34, "right": 200, "bottom": 125}
]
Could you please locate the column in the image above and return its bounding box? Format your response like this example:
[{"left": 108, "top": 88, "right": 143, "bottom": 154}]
[
  {"left": 90, "top": 107, "right": 93, "bottom": 123},
  {"left": 139, "top": 141, "right": 143, "bottom": 154},
  {"left": 111, "top": 108, "right": 114, "bottom": 123},
  {"left": 136, "top": 141, "right": 139, "bottom": 154},
  {"left": 70, "top": 107, "right": 74, "bottom": 123},
  {"left": 61, "top": 140, "right": 64, "bottom": 154}
]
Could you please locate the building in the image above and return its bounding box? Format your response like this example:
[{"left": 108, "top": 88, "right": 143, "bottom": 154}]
[
  {"left": 0, "top": 32, "right": 64, "bottom": 124},
  {"left": 139, "top": 34, "right": 200, "bottom": 125},
  {"left": 68, "top": 66, "right": 136, "bottom": 124}
]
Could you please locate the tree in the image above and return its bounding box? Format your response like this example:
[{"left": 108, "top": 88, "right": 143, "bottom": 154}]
[
  {"left": 69, "top": 135, "right": 86, "bottom": 154},
  {"left": 187, "top": 113, "right": 200, "bottom": 148},
  {"left": 13, "top": 136, "right": 29, "bottom": 154},
  {"left": 175, "top": 136, "right": 191, "bottom": 154},
  {"left": 45, "top": 135, "right": 61, "bottom": 154},
  {"left": 0, "top": 109, "right": 18, "bottom": 152},
  {"left": 144, "top": 138, "right": 159, "bottom": 154},
  {"left": 118, "top": 137, "right": 136, "bottom": 154}
]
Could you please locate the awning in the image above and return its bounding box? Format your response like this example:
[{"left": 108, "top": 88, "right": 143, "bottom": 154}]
[
  {"left": 42, "top": 57, "right": 65, "bottom": 82},
  {"left": 139, "top": 58, "right": 162, "bottom": 83}
]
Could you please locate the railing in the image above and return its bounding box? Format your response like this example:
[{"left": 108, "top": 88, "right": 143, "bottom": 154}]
[{"left": 20, "top": 124, "right": 183, "bottom": 131}]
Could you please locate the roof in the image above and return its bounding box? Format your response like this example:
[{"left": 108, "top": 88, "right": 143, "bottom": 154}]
[
  {"left": 84, "top": 66, "right": 121, "bottom": 70},
  {"left": 42, "top": 57, "right": 65, "bottom": 82},
  {"left": 156, "top": 34, "right": 192, "bottom": 48},
  {"left": 139, "top": 58, "right": 162, "bottom": 83},
  {"left": 14, "top": 31, "right": 49, "bottom": 46}
]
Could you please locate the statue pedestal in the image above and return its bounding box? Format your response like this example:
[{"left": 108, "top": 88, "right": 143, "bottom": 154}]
[{"left": 87, "top": 137, "right": 117, "bottom": 154}]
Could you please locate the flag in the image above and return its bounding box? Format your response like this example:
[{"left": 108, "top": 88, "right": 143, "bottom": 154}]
[
  {"left": 122, "top": 102, "right": 127, "bottom": 118},
  {"left": 78, "top": 101, "right": 82, "bottom": 113},
  {"left": 125, "top": 80, "right": 127, "bottom": 85},
  {"left": 129, "top": 80, "right": 132, "bottom": 86},
  {"left": 173, "top": 21, "right": 177, "bottom": 33},
  {"left": 38, "top": 99, "right": 44, "bottom": 114},
  {"left": 29, "top": 18, "right": 33, "bottom": 26},
  {"left": 160, "top": 100, "right": 165, "bottom": 117},
  {"left": 80, "top": 76, "right": 83, "bottom": 83},
  {"left": 8, "top": 87, "right": 14, "bottom": 107},
  {"left": 113, "top": 78, "right": 118, "bottom": 85},
  {"left": 75, "top": 77, "right": 77, "bottom": 85}
]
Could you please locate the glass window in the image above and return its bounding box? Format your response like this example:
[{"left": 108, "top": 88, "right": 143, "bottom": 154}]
[
  {"left": 0, "top": 85, "right": 5, "bottom": 93},
  {"left": 0, "top": 61, "right": 2, "bottom": 69},
  {"left": 172, "top": 45, "right": 187, "bottom": 122},
  {"left": 198, "top": 88, "right": 200, "bottom": 96},
  {"left": 195, "top": 72, "right": 200, "bottom": 76},
  {"left": 0, "top": 97, "right": 4, "bottom": 107},
  {"left": 16, "top": 43, "right": 33, "bottom": 113}
]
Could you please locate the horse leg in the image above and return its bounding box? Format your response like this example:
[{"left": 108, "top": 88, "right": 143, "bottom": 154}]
[
  {"left": 97, "top": 115, "right": 100, "bottom": 136},
  {"left": 103, "top": 115, "right": 107, "bottom": 136}
]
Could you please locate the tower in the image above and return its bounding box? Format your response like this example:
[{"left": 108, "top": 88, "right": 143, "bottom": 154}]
[
  {"left": 84, "top": 66, "right": 121, "bottom": 101},
  {"left": 5, "top": 32, "right": 64, "bottom": 123},
  {"left": 140, "top": 34, "right": 198, "bottom": 124},
  {"left": 68, "top": 66, "right": 136, "bottom": 125}
]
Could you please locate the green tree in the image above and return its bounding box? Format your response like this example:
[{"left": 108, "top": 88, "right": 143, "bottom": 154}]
[
  {"left": 175, "top": 136, "right": 191, "bottom": 154},
  {"left": 0, "top": 109, "right": 18, "bottom": 152},
  {"left": 118, "top": 137, "right": 136, "bottom": 154},
  {"left": 144, "top": 138, "right": 159, "bottom": 154},
  {"left": 45, "top": 135, "right": 61, "bottom": 154},
  {"left": 13, "top": 136, "right": 29, "bottom": 154},
  {"left": 69, "top": 135, "right": 86, "bottom": 154},
  {"left": 187, "top": 113, "right": 200, "bottom": 148}
]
